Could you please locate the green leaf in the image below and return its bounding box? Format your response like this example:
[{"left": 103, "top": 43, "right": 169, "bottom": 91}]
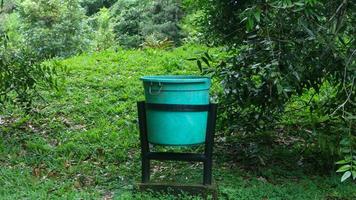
[
  {"left": 345, "top": 115, "right": 356, "bottom": 120},
  {"left": 352, "top": 171, "right": 356, "bottom": 180},
  {"left": 247, "top": 17, "right": 254, "bottom": 31},
  {"left": 341, "top": 148, "right": 351, "bottom": 153},
  {"left": 277, "top": 84, "right": 283, "bottom": 95},
  {"left": 300, "top": 21, "right": 315, "bottom": 38},
  {"left": 197, "top": 60, "right": 202, "bottom": 72},
  {"left": 340, "top": 138, "right": 350, "bottom": 145},
  {"left": 201, "top": 57, "right": 211, "bottom": 68},
  {"left": 294, "top": 1, "right": 304, "bottom": 6},
  {"left": 341, "top": 171, "right": 351, "bottom": 182},
  {"left": 335, "top": 160, "right": 349, "bottom": 165},
  {"left": 254, "top": 9, "right": 261, "bottom": 22},
  {"left": 204, "top": 52, "right": 212, "bottom": 61},
  {"left": 336, "top": 165, "right": 351, "bottom": 172}
]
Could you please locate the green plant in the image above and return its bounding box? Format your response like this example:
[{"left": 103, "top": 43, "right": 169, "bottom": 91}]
[
  {"left": 1, "top": 46, "right": 356, "bottom": 199},
  {"left": 79, "top": 0, "right": 116, "bottom": 16},
  {"left": 90, "top": 7, "right": 116, "bottom": 51},
  {"left": 335, "top": 80, "right": 356, "bottom": 182},
  {"left": 141, "top": 0, "right": 184, "bottom": 45},
  {"left": 141, "top": 33, "right": 174, "bottom": 49},
  {"left": 111, "top": 0, "right": 184, "bottom": 48},
  {"left": 111, "top": 0, "right": 148, "bottom": 48},
  {"left": 0, "top": 12, "right": 22, "bottom": 50},
  {"left": 0, "top": 46, "right": 59, "bottom": 110},
  {"left": 336, "top": 136, "right": 356, "bottom": 182},
  {"left": 0, "top": 2, "right": 59, "bottom": 110},
  {"left": 191, "top": 0, "right": 355, "bottom": 180},
  {"left": 201, "top": 0, "right": 354, "bottom": 131},
  {"left": 19, "top": 0, "right": 91, "bottom": 58}
]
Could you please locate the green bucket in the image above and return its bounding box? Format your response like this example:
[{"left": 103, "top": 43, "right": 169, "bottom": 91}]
[{"left": 140, "top": 75, "right": 211, "bottom": 146}]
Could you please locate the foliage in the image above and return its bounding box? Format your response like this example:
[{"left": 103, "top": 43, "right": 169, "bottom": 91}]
[
  {"left": 18, "top": 0, "right": 91, "bottom": 58},
  {"left": 0, "top": 1, "right": 59, "bottom": 110},
  {"left": 79, "top": 0, "right": 116, "bottom": 16},
  {"left": 111, "top": 0, "right": 148, "bottom": 48},
  {"left": 141, "top": 33, "right": 174, "bottom": 49},
  {"left": 336, "top": 136, "right": 356, "bottom": 182},
  {"left": 0, "top": 12, "right": 23, "bottom": 50},
  {"left": 0, "top": 48, "right": 58, "bottom": 110},
  {"left": 193, "top": 0, "right": 355, "bottom": 181},
  {"left": 111, "top": 0, "right": 184, "bottom": 48},
  {"left": 334, "top": 97, "right": 356, "bottom": 182},
  {"left": 141, "top": 0, "right": 184, "bottom": 45},
  {"left": 1, "top": 46, "right": 355, "bottom": 199},
  {"left": 0, "top": 0, "right": 17, "bottom": 14},
  {"left": 197, "top": 0, "right": 355, "bottom": 130},
  {"left": 89, "top": 7, "right": 116, "bottom": 51}
]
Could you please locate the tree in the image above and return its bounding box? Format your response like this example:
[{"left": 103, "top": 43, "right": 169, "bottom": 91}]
[
  {"left": 111, "top": 0, "right": 148, "bottom": 48},
  {"left": 19, "top": 0, "right": 90, "bottom": 58},
  {"left": 80, "top": 0, "right": 117, "bottom": 16},
  {"left": 90, "top": 7, "right": 116, "bottom": 51},
  {"left": 0, "top": 17, "right": 57, "bottom": 110},
  {"left": 194, "top": 0, "right": 355, "bottom": 180},
  {"left": 196, "top": 0, "right": 355, "bottom": 131},
  {"left": 141, "top": 0, "right": 184, "bottom": 45},
  {"left": 111, "top": 0, "right": 184, "bottom": 48}
]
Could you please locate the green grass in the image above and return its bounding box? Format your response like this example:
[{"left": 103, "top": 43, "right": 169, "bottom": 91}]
[{"left": 1, "top": 45, "right": 355, "bottom": 199}]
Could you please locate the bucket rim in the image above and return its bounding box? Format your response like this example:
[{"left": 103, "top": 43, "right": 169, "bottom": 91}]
[{"left": 140, "top": 75, "right": 210, "bottom": 83}]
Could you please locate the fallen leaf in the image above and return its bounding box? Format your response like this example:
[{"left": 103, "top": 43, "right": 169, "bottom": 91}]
[
  {"left": 33, "top": 167, "right": 41, "bottom": 177},
  {"left": 74, "top": 181, "right": 81, "bottom": 188}
]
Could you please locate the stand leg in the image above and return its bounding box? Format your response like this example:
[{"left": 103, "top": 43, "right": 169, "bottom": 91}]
[
  {"left": 138, "top": 101, "right": 150, "bottom": 183},
  {"left": 142, "top": 158, "right": 150, "bottom": 183},
  {"left": 203, "top": 104, "right": 217, "bottom": 185}
]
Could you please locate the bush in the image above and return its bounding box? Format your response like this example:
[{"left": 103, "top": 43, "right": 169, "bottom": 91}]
[
  {"left": 79, "top": 0, "right": 116, "bottom": 16},
  {"left": 18, "top": 0, "right": 91, "bottom": 58},
  {"left": 111, "top": 0, "right": 184, "bottom": 48},
  {"left": 0, "top": 12, "right": 23, "bottom": 50},
  {"left": 0, "top": 1, "right": 66, "bottom": 110},
  {"left": 194, "top": 0, "right": 355, "bottom": 180},
  {"left": 0, "top": 44, "right": 58, "bottom": 110},
  {"left": 89, "top": 7, "right": 116, "bottom": 51},
  {"left": 141, "top": 33, "right": 174, "bottom": 49},
  {"left": 196, "top": 0, "right": 355, "bottom": 131},
  {"left": 111, "top": 0, "right": 148, "bottom": 48},
  {"left": 141, "top": 0, "right": 184, "bottom": 45}
]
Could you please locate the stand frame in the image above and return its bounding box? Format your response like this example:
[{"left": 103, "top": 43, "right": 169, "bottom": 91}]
[{"left": 137, "top": 101, "right": 218, "bottom": 199}]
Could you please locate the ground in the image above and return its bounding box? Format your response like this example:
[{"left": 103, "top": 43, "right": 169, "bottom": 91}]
[{"left": 0, "top": 45, "right": 355, "bottom": 199}]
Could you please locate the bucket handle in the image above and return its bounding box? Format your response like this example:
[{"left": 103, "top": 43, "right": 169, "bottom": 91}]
[{"left": 149, "top": 82, "right": 162, "bottom": 95}]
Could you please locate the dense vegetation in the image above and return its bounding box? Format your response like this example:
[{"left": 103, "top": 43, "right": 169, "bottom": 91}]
[
  {"left": 1, "top": 0, "right": 355, "bottom": 199},
  {"left": 191, "top": 0, "right": 356, "bottom": 182},
  {"left": 1, "top": 46, "right": 355, "bottom": 199}
]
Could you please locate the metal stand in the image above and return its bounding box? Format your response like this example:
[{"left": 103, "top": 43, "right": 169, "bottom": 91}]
[{"left": 137, "top": 101, "right": 218, "bottom": 199}]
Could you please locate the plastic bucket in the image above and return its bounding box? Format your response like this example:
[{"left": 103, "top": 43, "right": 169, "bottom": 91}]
[{"left": 140, "top": 75, "right": 211, "bottom": 146}]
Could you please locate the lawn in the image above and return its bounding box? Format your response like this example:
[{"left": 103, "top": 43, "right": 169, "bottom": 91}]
[{"left": 1, "top": 45, "right": 355, "bottom": 199}]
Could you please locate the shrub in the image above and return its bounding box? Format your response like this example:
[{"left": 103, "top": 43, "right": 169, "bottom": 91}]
[
  {"left": 89, "top": 7, "right": 116, "bottom": 51},
  {"left": 18, "top": 0, "right": 91, "bottom": 58},
  {"left": 141, "top": 0, "right": 184, "bottom": 45},
  {"left": 0, "top": 44, "right": 58, "bottom": 110},
  {"left": 194, "top": 0, "right": 355, "bottom": 180},
  {"left": 0, "top": 11, "right": 23, "bottom": 50},
  {"left": 141, "top": 33, "right": 174, "bottom": 49},
  {"left": 111, "top": 0, "right": 148, "bottom": 48},
  {"left": 0, "top": 1, "right": 63, "bottom": 110},
  {"left": 79, "top": 0, "right": 116, "bottom": 16},
  {"left": 111, "top": 0, "right": 184, "bottom": 48},
  {"left": 195, "top": 0, "right": 355, "bottom": 132}
]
